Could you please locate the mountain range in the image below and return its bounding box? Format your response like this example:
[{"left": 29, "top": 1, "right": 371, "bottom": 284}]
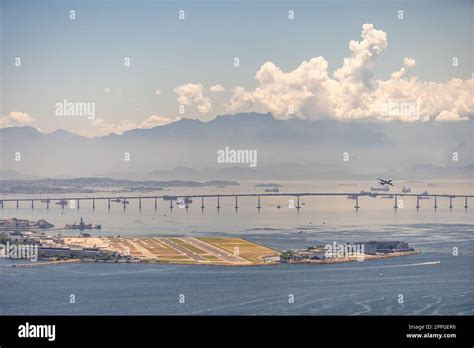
[{"left": 0, "top": 112, "right": 472, "bottom": 180}]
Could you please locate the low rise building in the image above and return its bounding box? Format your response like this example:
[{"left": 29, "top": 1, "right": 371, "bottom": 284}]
[{"left": 361, "top": 241, "right": 414, "bottom": 255}]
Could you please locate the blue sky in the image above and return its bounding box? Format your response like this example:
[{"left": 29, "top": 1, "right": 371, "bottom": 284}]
[{"left": 1, "top": 0, "right": 472, "bottom": 136}]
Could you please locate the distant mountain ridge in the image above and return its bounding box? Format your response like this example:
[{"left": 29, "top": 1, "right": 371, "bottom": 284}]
[
  {"left": 0, "top": 112, "right": 472, "bottom": 179},
  {"left": 0, "top": 177, "right": 240, "bottom": 194}
]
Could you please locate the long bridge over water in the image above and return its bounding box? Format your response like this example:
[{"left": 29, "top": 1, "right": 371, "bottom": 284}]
[{"left": 0, "top": 192, "right": 472, "bottom": 211}]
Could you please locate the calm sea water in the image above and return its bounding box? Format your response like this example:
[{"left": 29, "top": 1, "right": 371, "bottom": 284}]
[{"left": 0, "top": 180, "right": 473, "bottom": 315}]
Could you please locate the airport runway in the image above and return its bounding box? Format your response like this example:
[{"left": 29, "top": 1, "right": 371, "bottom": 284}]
[
  {"left": 160, "top": 238, "right": 206, "bottom": 262},
  {"left": 185, "top": 238, "right": 250, "bottom": 264}
]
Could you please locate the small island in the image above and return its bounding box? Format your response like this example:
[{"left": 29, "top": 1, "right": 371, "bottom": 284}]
[
  {"left": 1, "top": 218, "right": 418, "bottom": 267},
  {"left": 281, "top": 241, "right": 419, "bottom": 264}
]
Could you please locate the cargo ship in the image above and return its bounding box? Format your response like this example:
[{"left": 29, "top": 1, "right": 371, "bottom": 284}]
[
  {"left": 265, "top": 186, "right": 280, "bottom": 193},
  {"left": 419, "top": 191, "right": 430, "bottom": 199},
  {"left": 381, "top": 194, "right": 394, "bottom": 199},
  {"left": 359, "top": 190, "right": 377, "bottom": 197},
  {"left": 370, "top": 186, "right": 390, "bottom": 191}
]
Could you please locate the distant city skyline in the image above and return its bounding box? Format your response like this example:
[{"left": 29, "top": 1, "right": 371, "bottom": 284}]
[{"left": 1, "top": 0, "right": 473, "bottom": 137}]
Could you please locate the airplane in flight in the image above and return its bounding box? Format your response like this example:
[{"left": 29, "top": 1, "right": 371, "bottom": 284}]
[{"left": 377, "top": 178, "right": 394, "bottom": 186}]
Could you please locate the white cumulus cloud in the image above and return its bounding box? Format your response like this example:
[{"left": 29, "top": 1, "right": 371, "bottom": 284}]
[
  {"left": 226, "top": 23, "right": 474, "bottom": 122},
  {"left": 140, "top": 115, "right": 177, "bottom": 128},
  {"left": 86, "top": 114, "right": 178, "bottom": 137},
  {"left": 174, "top": 83, "right": 212, "bottom": 113},
  {"left": 0, "top": 111, "right": 35, "bottom": 127},
  {"left": 104, "top": 88, "right": 122, "bottom": 95},
  {"left": 210, "top": 84, "right": 226, "bottom": 92}
]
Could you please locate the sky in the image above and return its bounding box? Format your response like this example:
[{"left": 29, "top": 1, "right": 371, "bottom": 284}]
[{"left": 1, "top": 0, "right": 473, "bottom": 137}]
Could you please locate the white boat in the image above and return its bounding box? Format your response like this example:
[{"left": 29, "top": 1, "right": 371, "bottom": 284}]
[{"left": 177, "top": 197, "right": 193, "bottom": 204}]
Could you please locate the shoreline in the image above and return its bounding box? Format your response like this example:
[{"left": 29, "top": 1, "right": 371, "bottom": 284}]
[
  {"left": 286, "top": 250, "right": 420, "bottom": 265},
  {"left": 10, "top": 259, "right": 81, "bottom": 268},
  {"left": 7, "top": 250, "right": 420, "bottom": 268}
]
